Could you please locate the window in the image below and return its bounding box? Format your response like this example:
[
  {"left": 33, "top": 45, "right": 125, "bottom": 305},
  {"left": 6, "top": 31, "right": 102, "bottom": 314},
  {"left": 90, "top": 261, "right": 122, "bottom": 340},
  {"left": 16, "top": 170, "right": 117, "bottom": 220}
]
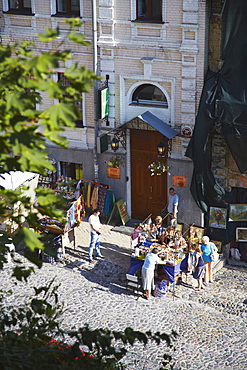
[
  {"left": 56, "top": 0, "right": 80, "bottom": 16},
  {"left": 132, "top": 84, "right": 168, "bottom": 108},
  {"left": 136, "top": 0, "right": 162, "bottom": 22},
  {"left": 8, "top": 0, "right": 32, "bottom": 14},
  {"left": 58, "top": 72, "right": 83, "bottom": 127},
  {"left": 60, "top": 162, "right": 82, "bottom": 180}
]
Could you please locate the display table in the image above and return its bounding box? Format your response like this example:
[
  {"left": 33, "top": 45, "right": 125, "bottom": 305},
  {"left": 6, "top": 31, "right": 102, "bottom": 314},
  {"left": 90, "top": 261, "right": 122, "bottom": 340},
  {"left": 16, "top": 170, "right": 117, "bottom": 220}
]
[{"left": 127, "top": 255, "right": 188, "bottom": 284}]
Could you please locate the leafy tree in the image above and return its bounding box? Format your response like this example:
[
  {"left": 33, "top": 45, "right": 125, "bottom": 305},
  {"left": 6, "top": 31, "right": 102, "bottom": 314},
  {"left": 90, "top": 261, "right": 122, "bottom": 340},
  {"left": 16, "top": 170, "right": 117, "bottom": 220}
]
[{"left": 0, "top": 19, "right": 178, "bottom": 369}]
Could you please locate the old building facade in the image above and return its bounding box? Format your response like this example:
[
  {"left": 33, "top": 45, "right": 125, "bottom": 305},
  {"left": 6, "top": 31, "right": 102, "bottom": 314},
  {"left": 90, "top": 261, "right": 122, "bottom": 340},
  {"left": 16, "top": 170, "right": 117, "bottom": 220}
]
[{"left": 0, "top": 0, "right": 215, "bottom": 225}]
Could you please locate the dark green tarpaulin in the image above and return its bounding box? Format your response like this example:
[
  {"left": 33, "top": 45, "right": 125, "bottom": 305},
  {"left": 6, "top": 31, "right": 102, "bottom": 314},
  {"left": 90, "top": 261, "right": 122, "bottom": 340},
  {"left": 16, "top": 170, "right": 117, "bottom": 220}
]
[{"left": 186, "top": 0, "right": 247, "bottom": 243}]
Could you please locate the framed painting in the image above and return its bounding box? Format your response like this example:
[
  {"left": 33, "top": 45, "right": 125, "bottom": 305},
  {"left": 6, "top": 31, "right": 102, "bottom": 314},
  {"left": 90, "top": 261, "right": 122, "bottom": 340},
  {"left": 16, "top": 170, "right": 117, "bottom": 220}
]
[
  {"left": 229, "top": 204, "right": 247, "bottom": 221},
  {"left": 211, "top": 240, "right": 223, "bottom": 253},
  {"left": 175, "top": 222, "right": 184, "bottom": 234},
  {"left": 209, "top": 207, "right": 227, "bottom": 229},
  {"left": 189, "top": 225, "right": 205, "bottom": 243},
  {"left": 236, "top": 227, "right": 247, "bottom": 242}
]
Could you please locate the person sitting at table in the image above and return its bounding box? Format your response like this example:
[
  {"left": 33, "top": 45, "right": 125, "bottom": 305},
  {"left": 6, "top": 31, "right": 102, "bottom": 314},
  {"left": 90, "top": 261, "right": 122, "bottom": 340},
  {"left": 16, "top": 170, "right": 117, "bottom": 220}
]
[
  {"left": 146, "top": 223, "right": 160, "bottom": 242},
  {"left": 157, "top": 230, "right": 168, "bottom": 247},
  {"left": 131, "top": 223, "right": 143, "bottom": 249},
  {"left": 154, "top": 216, "right": 167, "bottom": 244},
  {"left": 162, "top": 226, "right": 174, "bottom": 246},
  {"left": 142, "top": 247, "right": 161, "bottom": 300},
  {"left": 173, "top": 231, "right": 187, "bottom": 250},
  {"left": 154, "top": 216, "right": 164, "bottom": 235}
]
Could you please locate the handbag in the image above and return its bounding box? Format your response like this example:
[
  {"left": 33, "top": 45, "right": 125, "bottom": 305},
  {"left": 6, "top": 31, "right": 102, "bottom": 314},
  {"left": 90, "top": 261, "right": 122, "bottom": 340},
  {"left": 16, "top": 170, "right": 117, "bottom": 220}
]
[{"left": 210, "top": 244, "right": 219, "bottom": 262}]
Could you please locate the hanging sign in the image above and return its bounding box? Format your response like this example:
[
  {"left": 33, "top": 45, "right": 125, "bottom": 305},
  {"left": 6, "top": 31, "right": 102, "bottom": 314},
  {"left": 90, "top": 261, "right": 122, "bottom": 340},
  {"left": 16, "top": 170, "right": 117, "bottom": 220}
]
[
  {"left": 98, "top": 87, "right": 109, "bottom": 119},
  {"left": 107, "top": 167, "right": 120, "bottom": 179},
  {"left": 172, "top": 175, "right": 186, "bottom": 187}
]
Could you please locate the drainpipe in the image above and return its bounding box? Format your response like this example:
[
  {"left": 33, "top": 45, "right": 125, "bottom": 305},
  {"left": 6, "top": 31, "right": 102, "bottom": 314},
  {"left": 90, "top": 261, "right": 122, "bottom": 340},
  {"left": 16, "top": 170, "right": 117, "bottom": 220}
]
[{"left": 92, "top": 0, "right": 99, "bottom": 181}]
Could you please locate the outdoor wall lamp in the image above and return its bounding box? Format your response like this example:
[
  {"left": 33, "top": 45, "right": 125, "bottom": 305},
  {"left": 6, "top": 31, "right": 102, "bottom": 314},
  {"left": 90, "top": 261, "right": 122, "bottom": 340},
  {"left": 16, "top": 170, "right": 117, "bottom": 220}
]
[
  {"left": 157, "top": 140, "right": 166, "bottom": 157},
  {"left": 110, "top": 136, "right": 119, "bottom": 152}
]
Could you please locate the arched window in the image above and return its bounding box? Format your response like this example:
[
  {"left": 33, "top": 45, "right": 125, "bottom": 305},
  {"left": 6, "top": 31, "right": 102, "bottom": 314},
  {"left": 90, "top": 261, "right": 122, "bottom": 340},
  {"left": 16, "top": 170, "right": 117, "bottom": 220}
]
[{"left": 132, "top": 84, "right": 168, "bottom": 108}]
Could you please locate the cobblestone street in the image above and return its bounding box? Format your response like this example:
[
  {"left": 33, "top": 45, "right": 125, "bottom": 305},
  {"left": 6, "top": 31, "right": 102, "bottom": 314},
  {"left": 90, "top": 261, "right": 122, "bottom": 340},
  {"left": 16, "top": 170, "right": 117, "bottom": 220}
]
[{"left": 1, "top": 221, "right": 247, "bottom": 369}]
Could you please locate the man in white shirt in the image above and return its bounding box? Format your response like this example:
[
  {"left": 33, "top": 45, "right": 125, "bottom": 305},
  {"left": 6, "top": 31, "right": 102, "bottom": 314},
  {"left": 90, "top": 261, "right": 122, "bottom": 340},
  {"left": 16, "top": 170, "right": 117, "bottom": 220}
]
[{"left": 88, "top": 208, "right": 104, "bottom": 263}]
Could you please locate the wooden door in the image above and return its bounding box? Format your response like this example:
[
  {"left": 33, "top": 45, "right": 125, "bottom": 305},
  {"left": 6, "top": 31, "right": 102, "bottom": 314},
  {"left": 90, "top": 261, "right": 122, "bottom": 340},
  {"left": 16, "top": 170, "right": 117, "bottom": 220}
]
[{"left": 130, "top": 129, "right": 168, "bottom": 220}]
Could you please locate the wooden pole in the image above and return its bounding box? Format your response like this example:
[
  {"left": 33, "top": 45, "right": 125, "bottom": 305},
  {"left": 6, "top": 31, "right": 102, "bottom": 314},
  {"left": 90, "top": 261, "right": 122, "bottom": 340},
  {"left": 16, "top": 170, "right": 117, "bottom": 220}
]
[{"left": 141, "top": 213, "right": 152, "bottom": 224}]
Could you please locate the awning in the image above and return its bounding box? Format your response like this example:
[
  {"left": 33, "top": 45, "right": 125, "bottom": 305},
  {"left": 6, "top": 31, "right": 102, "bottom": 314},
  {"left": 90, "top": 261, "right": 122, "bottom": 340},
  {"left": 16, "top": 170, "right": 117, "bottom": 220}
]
[
  {"left": 97, "top": 110, "right": 178, "bottom": 153},
  {"left": 0, "top": 171, "right": 39, "bottom": 190},
  {"left": 138, "top": 111, "right": 178, "bottom": 139}
]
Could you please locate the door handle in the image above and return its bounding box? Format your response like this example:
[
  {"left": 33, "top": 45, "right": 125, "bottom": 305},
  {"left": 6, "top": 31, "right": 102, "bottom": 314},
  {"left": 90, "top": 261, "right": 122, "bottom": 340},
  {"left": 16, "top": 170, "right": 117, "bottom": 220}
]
[{"left": 150, "top": 186, "right": 153, "bottom": 193}]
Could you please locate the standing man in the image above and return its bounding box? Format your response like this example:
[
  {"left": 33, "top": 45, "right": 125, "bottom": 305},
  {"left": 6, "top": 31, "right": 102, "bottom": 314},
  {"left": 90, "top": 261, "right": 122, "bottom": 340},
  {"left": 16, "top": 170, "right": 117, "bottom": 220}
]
[
  {"left": 88, "top": 208, "right": 104, "bottom": 263},
  {"left": 161, "top": 187, "right": 179, "bottom": 225}
]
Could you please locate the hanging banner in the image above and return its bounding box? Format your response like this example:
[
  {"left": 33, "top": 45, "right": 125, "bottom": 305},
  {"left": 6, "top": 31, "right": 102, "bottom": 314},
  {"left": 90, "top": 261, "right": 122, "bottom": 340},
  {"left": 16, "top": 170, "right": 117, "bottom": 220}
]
[{"left": 98, "top": 87, "right": 109, "bottom": 119}]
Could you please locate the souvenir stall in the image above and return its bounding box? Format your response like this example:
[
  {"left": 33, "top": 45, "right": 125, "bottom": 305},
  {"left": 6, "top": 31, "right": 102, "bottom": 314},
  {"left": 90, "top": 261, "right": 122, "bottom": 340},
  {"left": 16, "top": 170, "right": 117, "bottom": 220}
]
[
  {"left": 38, "top": 157, "right": 57, "bottom": 189},
  {"left": 0, "top": 171, "right": 39, "bottom": 233},
  {"left": 38, "top": 218, "right": 65, "bottom": 264},
  {"left": 127, "top": 217, "right": 210, "bottom": 285},
  {"left": 79, "top": 178, "right": 114, "bottom": 217},
  {"left": 127, "top": 240, "right": 188, "bottom": 284},
  {"left": 62, "top": 178, "right": 115, "bottom": 251}
]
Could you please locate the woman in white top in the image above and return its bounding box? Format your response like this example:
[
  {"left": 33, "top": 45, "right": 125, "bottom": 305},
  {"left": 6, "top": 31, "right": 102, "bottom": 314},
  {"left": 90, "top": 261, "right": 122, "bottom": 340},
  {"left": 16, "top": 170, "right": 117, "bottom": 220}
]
[
  {"left": 142, "top": 248, "right": 160, "bottom": 300},
  {"left": 173, "top": 231, "right": 187, "bottom": 249}
]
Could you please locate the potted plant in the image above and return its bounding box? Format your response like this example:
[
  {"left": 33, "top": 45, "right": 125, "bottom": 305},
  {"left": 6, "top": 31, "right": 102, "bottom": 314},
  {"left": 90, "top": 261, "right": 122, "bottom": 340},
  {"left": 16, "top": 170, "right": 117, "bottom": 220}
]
[
  {"left": 146, "top": 161, "right": 171, "bottom": 176},
  {"left": 104, "top": 156, "right": 124, "bottom": 168},
  {"left": 105, "top": 156, "right": 124, "bottom": 179}
]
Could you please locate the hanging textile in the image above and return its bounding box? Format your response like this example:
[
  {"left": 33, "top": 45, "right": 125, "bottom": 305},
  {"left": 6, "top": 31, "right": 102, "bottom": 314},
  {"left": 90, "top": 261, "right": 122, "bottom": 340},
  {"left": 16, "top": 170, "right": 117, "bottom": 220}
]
[
  {"left": 90, "top": 186, "right": 98, "bottom": 209},
  {"left": 83, "top": 181, "right": 88, "bottom": 201},
  {"left": 75, "top": 180, "right": 83, "bottom": 200},
  {"left": 65, "top": 202, "right": 77, "bottom": 232},
  {"left": 103, "top": 189, "right": 115, "bottom": 217},
  {"left": 97, "top": 186, "right": 108, "bottom": 213},
  {"left": 76, "top": 195, "right": 86, "bottom": 223},
  {"left": 86, "top": 182, "right": 92, "bottom": 208}
]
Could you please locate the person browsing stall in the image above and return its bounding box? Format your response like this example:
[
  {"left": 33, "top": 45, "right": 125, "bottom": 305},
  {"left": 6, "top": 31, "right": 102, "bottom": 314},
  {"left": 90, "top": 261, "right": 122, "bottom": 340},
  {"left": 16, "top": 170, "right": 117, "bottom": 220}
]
[
  {"left": 200, "top": 236, "right": 217, "bottom": 285},
  {"left": 142, "top": 248, "right": 161, "bottom": 300},
  {"left": 131, "top": 223, "right": 143, "bottom": 249},
  {"left": 88, "top": 208, "right": 104, "bottom": 263},
  {"left": 192, "top": 244, "right": 204, "bottom": 291}
]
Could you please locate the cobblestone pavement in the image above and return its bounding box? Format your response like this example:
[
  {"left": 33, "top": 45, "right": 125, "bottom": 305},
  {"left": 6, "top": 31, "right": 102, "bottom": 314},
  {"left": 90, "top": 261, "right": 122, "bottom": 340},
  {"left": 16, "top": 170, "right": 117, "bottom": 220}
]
[{"left": 1, "top": 221, "right": 247, "bottom": 370}]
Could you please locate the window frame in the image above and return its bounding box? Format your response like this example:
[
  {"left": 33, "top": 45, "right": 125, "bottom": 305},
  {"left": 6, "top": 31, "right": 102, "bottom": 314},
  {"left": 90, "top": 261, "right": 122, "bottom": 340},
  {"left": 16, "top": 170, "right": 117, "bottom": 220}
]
[
  {"left": 136, "top": 0, "right": 162, "bottom": 22},
  {"left": 57, "top": 71, "right": 83, "bottom": 128},
  {"left": 59, "top": 162, "right": 83, "bottom": 181},
  {"left": 7, "top": 0, "right": 33, "bottom": 15},
  {"left": 55, "top": 0, "right": 80, "bottom": 17},
  {"left": 132, "top": 83, "right": 168, "bottom": 108}
]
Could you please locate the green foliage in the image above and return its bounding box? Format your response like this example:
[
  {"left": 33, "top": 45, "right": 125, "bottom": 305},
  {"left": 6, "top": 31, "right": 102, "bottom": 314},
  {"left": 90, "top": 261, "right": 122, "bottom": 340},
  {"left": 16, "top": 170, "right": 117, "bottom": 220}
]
[
  {"left": 0, "top": 21, "right": 97, "bottom": 276},
  {"left": 0, "top": 20, "right": 178, "bottom": 370}
]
